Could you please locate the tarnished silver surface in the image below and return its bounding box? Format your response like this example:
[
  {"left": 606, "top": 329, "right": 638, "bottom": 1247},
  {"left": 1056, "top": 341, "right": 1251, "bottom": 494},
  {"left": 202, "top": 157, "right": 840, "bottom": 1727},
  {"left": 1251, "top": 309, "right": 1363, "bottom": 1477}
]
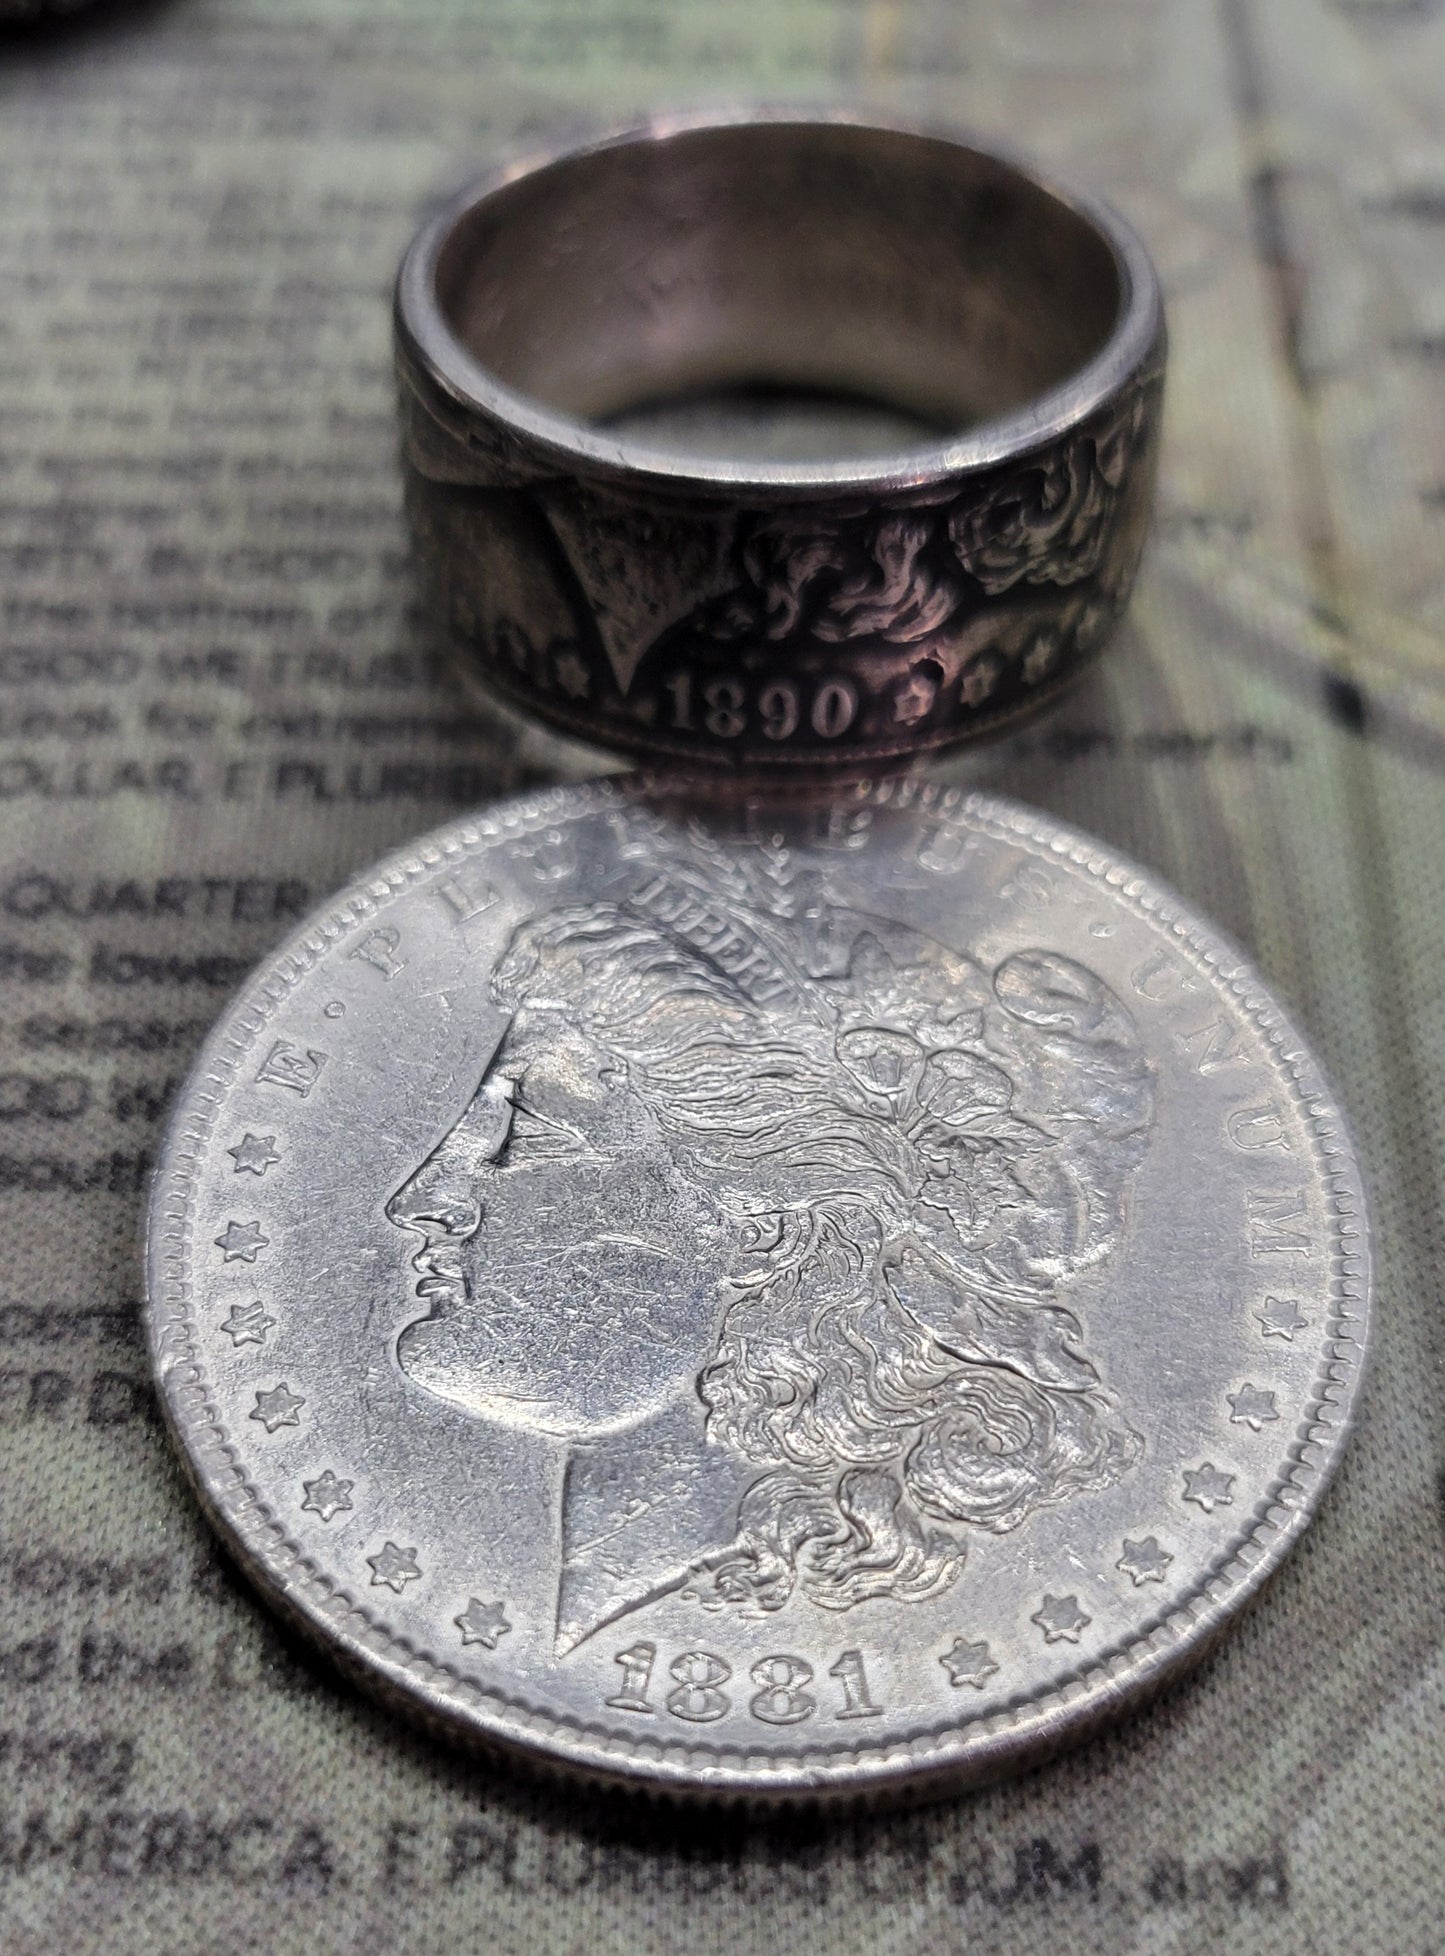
[
  {"left": 145, "top": 780, "right": 1367, "bottom": 1802},
  {"left": 395, "top": 113, "right": 1166, "bottom": 765}
]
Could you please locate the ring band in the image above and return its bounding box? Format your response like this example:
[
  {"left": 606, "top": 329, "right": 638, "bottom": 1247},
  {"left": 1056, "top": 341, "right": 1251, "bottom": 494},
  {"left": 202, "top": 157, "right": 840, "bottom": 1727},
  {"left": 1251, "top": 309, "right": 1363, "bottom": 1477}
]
[{"left": 395, "top": 112, "right": 1166, "bottom": 764}]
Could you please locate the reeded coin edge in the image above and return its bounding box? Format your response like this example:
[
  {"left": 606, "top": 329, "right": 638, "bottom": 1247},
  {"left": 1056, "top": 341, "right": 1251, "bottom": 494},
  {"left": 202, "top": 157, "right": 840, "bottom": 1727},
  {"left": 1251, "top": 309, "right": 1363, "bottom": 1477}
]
[{"left": 145, "top": 778, "right": 1371, "bottom": 1801}]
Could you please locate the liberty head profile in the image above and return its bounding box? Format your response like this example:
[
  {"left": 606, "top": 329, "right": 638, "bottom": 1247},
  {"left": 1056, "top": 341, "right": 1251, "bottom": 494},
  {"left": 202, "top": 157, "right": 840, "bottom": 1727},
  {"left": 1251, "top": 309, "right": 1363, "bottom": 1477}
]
[{"left": 386, "top": 822, "right": 1155, "bottom": 1655}]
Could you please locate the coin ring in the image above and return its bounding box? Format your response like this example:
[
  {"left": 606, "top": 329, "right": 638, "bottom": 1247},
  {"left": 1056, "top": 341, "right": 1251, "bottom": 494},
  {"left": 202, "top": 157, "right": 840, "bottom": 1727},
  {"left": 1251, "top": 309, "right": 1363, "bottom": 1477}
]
[
  {"left": 394, "top": 112, "right": 1167, "bottom": 765},
  {"left": 146, "top": 781, "right": 1367, "bottom": 1804}
]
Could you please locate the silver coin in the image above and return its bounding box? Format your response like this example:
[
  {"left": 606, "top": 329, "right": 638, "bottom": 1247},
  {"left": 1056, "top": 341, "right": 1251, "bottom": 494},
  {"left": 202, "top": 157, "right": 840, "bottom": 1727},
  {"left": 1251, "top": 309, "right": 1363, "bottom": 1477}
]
[{"left": 145, "top": 779, "right": 1370, "bottom": 1803}]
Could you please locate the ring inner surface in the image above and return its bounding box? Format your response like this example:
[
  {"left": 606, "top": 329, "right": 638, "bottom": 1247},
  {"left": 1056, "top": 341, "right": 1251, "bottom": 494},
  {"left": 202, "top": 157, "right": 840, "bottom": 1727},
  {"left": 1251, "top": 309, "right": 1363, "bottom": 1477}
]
[{"left": 434, "top": 124, "right": 1124, "bottom": 453}]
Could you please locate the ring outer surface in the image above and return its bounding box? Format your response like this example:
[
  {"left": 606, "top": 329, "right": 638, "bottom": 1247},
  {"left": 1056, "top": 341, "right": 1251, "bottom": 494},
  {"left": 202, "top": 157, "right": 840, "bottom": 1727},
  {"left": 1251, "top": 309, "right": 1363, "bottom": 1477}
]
[{"left": 394, "top": 111, "right": 1167, "bottom": 766}]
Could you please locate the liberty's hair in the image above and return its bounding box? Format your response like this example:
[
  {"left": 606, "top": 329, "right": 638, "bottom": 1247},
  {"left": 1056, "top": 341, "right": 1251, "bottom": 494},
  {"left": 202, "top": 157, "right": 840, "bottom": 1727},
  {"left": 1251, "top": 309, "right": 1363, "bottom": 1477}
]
[{"left": 492, "top": 895, "right": 1153, "bottom": 1617}]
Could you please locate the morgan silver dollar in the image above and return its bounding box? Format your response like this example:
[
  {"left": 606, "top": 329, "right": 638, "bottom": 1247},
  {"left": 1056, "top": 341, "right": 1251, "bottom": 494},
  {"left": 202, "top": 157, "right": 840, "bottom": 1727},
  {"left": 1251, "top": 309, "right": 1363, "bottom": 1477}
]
[{"left": 145, "top": 780, "right": 1370, "bottom": 1802}]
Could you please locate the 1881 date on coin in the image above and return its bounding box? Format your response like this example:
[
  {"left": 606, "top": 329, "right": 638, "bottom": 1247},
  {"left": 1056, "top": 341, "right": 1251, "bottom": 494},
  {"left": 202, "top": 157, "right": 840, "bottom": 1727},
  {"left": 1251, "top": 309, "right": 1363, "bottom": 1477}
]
[{"left": 146, "top": 779, "right": 1369, "bottom": 1802}]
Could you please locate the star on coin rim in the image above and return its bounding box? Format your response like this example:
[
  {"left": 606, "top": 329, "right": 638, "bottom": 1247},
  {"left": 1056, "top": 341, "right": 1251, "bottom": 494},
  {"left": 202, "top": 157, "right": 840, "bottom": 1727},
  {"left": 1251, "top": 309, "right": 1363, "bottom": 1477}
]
[{"left": 143, "top": 777, "right": 1372, "bottom": 1804}]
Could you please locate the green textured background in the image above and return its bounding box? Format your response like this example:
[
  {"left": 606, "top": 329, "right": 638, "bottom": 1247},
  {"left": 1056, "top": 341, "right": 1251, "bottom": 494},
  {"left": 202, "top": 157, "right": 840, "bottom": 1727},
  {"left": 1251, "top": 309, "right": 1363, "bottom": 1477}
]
[{"left": 1, "top": 2, "right": 1443, "bottom": 1951}]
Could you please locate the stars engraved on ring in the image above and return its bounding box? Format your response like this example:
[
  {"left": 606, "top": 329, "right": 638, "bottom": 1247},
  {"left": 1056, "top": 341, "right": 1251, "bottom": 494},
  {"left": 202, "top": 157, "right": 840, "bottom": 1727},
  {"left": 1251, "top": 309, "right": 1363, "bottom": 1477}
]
[
  {"left": 1255, "top": 1295, "right": 1308, "bottom": 1340},
  {"left": 368, "top": 1543, "right": 422, "bottom": 1593},
  {"left": 456, "top": 1598, "right": 512, "bottom": 1649},
  {"left": 301, "top": 1472, "right": 353, "bottom": 1523},
  {"left": 554, "top": 651, "right": 590, "bottom": 700},
  {"left": 1182, "top": 1463, "right": 1236, "bottom": 1513},
  {"left": 215, "top": 1219, "right": 269, "bottom": 1263},
  {"left": 940, "top": 1637, "right": 999, "bottom": 1688},
  {"left": 892, "top": 671, "right": 938, "bottom": 726},
  {"left": 959, "top": 659, "right": 1001, "bottom": 708},
  {"left": 1032, "top": 1596, "right": 1091, "bottom": 1644},
  {"left": 228, "top": 1133, "right": 280, "bottom": 1176},
  {"left": 220, "top": 1299, "right": 274, "bottom": 1348},
  {"left": 1022, "top": 630, "right": 1060, "bottom": 685},
  {"left": 1117, "top": 1537, "right": 1173, "bottom": 1587},
  {"left": 1227, "top": 1384, "right": 1280, "bottom": 1431},
  {"left": 250, "top": 1383, "right": 304, "bottom": 1432}
]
